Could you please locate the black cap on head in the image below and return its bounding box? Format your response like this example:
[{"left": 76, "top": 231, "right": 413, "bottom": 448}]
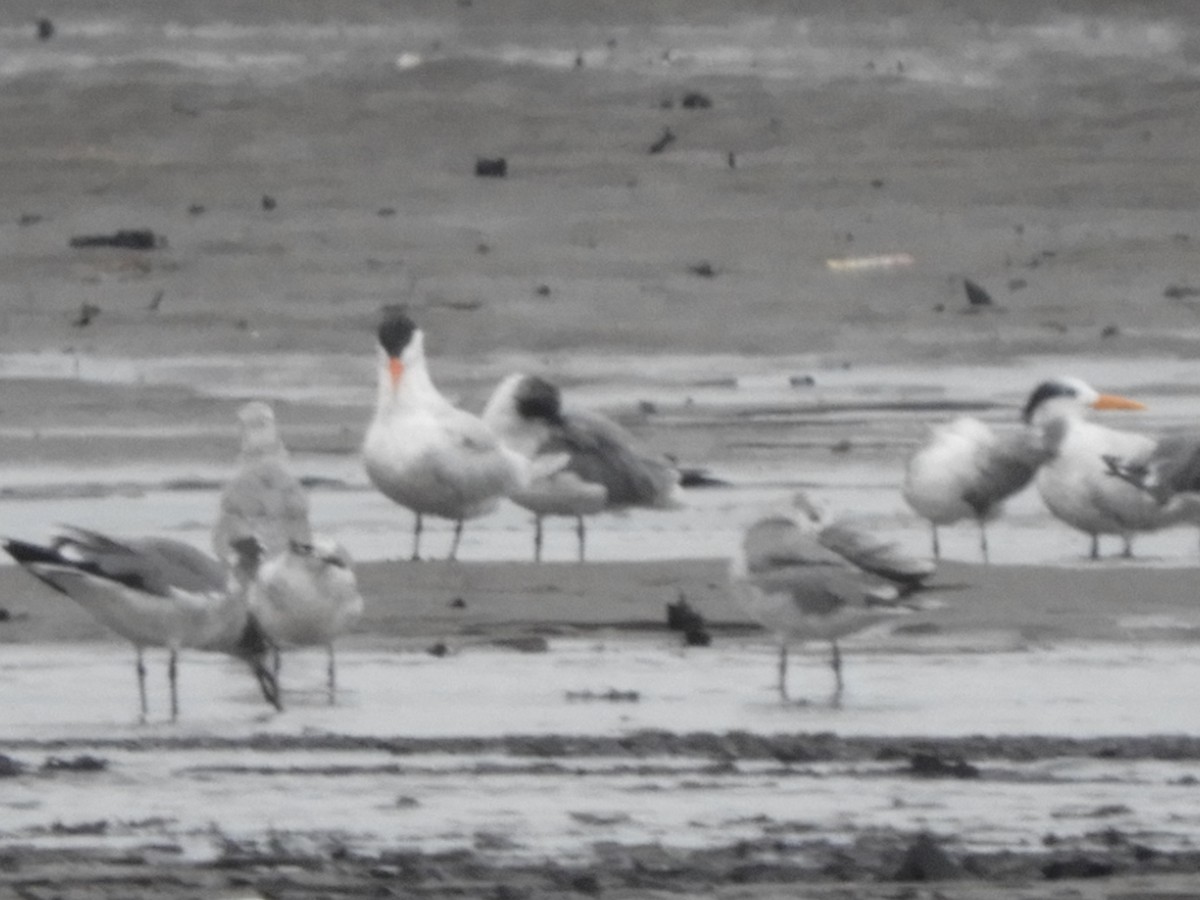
[
  {"left": 377, "top": 306, "right": 417, "bottom": 357},
  {"left": 1021, "top": 379, "right": 1077, "bottom": 423},
  {"left": 514, "top": 375, "right": 563, "bottom": 424}
]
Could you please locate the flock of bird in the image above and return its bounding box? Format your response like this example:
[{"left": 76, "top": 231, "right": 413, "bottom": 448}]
[
  {"left": 0, "top": 309, "right": 686, "bottom": 721},
  {"left": 3, "top": 307, "right": 1195, "bottom": 717},
  {"left": 902, "top": 375, "right": 1200, "bottom": 563}
]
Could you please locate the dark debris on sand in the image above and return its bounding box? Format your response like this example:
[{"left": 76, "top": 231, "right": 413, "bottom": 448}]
[{"left": 5, "top": 827, "right": 1200, "bottom": 898}]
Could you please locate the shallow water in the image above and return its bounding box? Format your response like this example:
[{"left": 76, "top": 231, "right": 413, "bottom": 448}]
[
  {"left": 3, "top": 641, "right": 1200, "bottom": 863},
  {"left": 6, "top": 640, "right": 1200, "bottom": 740},
  {"left": 2, "top": 350, "right": 1200, "bottom": 567},
  {"left": 4, "top": 351, "right": 1200, "bottom": 873}
]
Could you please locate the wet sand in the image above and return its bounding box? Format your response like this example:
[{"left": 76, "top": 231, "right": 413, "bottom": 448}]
[{"left": 4, "top": 1, "right": 1200, "bottom": 896}]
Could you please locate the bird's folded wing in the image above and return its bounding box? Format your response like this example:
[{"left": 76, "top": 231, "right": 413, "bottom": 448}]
[
  {"left": 748, "top": 565, "right": 896, "bottom": 615},
  {"left": 127, "top": 537, "right": 229, "bottom": 594},
  {"left": 1146, "top": 432, "right": 1200, "bottom": 494},
  {"left": 962, "top": 428, "right": 1047, "bottom": 511},
  {"left": 817, "top": 521, "right": 935, "bottom": 587},
  {"left": 547, "top": 408, "right": 680, "bottom": 507},
  {"left": 59, "top": 526, "right": 225, "bottom": 596}
]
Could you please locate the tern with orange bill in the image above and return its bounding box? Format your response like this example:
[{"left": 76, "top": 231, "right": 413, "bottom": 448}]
[
  {"left": 362, "top": 309, "right": 564, "bottom": 561},
  {"left": 1024, "top": 376, "right": 1175, "bottom": 559}
]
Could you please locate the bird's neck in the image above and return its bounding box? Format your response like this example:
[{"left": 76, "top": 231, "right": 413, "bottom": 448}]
[
  {"left": 1029, "top": 402, "right": 1086, "bottom": 451},
  {"left": 1037, "top": 416, "right": 1071, "bottom": 455},
  {"left": 375, "top": 351, "right": 444, "bottom": 416},
  {"left": 239, "top": 432, "right": 287, "bottom": 463}
]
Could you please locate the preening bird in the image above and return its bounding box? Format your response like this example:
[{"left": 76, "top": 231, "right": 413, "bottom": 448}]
[
  {"left": 211, "top": 400, "right": 311, "bottom": 570},
  {"left": 362, "top": 309, "right": 554, "bottom": 561},
  {"left": 3, "top": 526, "right": 281, "bottom": 722},
  {"left": 482, "top": 373, "right": 682, "bottom": 561},
  {"left": 729, "top": 503, "right": 933, "bottom": 704},
  {"left": 902, "top": 415, "right": 1048, "bottom": 562},
  {"left": 242, "top": 536, "right": 364, "bottom": 705}
]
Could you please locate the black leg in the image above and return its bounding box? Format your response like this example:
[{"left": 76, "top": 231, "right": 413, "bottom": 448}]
[
  {"left": 327, "top": 645, "right": 337, "bottom": 706},
  {"left": 830, "top": 639, "right": 844, "bottom": 703},
  {"left": 411, "top": 512, "right": 423, "bottom": 561},
  {"left": 168, "top": 649, "right": 179, "bottom": 723},
  {"left": 777, "top": 643, "right": 789, "bottom": 702},
  {"left": 135, "top": 647, "right": 148, "bottom": 724}
]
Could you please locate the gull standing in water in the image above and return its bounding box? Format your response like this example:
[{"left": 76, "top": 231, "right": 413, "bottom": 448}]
[
  {"left": 363, "top": 309, "right": 559, "bottom": 560},
  {"left": 242, "top": 536, "right": 364, "bottom": 705},
  {"left": 1025, "top": 376, "right": 1171, "bottom": 559},
  {"left": 211, "top": 400, "right": 311, "bottom": 571},
  {"left": 482, "top": 373, "right": 682, "bottom": 561},
  {"left": 729, "top": 503, "right": 933, "bottom": 704},
  {"left": 903, "top": 413, "right": 1049, "bottom": 563},
  {"left": 3, "top": 527, "right": 282, "bottom": 721}
]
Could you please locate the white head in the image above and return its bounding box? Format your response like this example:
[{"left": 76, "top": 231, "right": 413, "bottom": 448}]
[
  {"left": 1021, "top": 376, "right": 1145, "bottom": 426},
  {"left": 237, "top": 401, "right": 284, "bottom": 458}
]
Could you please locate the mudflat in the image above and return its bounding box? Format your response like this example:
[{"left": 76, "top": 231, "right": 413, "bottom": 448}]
[{"left": 4, "top": 2, "right": 1200, "bottom": 897}]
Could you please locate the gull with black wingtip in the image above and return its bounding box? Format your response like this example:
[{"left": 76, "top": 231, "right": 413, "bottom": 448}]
[{"left": 3, "top": 526, "right": 282, "bottom": 722}]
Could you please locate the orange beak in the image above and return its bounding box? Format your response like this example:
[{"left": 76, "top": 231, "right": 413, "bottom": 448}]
[
  {"left": 388, "top": 357, "right": 404, "bottom": 388},
  {"left": 1092, "top": 393, "right": 1146, "bottom": 411}
]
